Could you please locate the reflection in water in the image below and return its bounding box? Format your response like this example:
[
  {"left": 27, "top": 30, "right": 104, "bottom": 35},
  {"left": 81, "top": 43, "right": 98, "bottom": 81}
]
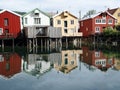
[
  {"left": 0, "top": 45, "right": 120, "bottom": 80},
  {"left": 0, "top": 52, "right": 21, "bottom": 79},
  {"left": 54, "top": 50, "right": 82, "bottom": 74},
  {"left": 22, "top": 49, "right": 83, "bottom": 78},
  {"left": 23, "top": 54, "right": 52, "bottom": 78},
  {"left": 80, "top": 46, "right": 115, "bottom": 72}
]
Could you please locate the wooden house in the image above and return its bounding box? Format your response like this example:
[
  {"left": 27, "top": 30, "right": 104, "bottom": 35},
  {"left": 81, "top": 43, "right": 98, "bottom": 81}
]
[
  {"left": 0, "top": 9, "right": 22, "bottom": 38},
  {"left": 23, "top": 8, "right": 62, "bottom": 38},
  {"left": 52, "top": 11, "right": 82, "bottom": 37},
  {"left": 79, "top": 11, "right": 116, "bottom": 37}
]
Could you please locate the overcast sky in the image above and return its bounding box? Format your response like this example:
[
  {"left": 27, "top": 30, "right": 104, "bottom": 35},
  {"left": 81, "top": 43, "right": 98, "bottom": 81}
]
[{"left": 0, "top": 0, "right": 120, "bottom": 17}]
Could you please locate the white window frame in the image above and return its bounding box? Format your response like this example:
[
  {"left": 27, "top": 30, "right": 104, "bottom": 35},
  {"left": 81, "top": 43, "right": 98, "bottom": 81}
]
[
  {"left": 34, "top": 18, "right": 41, "bottom": 24},
  {"left": 108, "top": 19, "right": 113, "bottom": 24},
  {"left": 95, "top": 19, "right": 101, "bottom": 24},
  {"left": 95, "top": 27, "right": 100, "bottom": 33},
  {"left": 0, "top": 28, "right": 3, "bottom": 35},
  {"left": 101, "top": 19, "right": 106, "bottom": 24},
  {"left": 95, "top": 52, "right": 100, "bottom": 57}
]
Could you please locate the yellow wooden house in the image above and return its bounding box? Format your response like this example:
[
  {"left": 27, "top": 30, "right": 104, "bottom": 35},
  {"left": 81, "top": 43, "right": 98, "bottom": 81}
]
[
  {"left": 107, "top": 8, "right": 120, "bottom": 25},
  {"left": 52, "top": 11, "right": 82, "bottom": 37}
]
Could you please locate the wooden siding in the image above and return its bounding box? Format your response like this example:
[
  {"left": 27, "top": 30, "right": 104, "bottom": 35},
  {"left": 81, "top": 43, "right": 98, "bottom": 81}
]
[
  {"left": 0, "top": 11, "right": 21, "bottom": 38},
  {"left": 24, "top": 26, "right": 62, "bottom": 38}
]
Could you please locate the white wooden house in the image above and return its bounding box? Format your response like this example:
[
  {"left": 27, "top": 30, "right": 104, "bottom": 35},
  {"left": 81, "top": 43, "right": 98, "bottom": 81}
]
[
  {"left": 23, "top": 8, "right": 62, "bottom": 38},
  {"left": 23, "top": 8, "right": 50, "bottom": 27}
]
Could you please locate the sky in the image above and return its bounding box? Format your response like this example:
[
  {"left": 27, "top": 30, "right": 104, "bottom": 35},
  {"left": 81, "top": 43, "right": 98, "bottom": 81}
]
[{"left": 0, "top": 0, "right": 120, "bottom": 17}]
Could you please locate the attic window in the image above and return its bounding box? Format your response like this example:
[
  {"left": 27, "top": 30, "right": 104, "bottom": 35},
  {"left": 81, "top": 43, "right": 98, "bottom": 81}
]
[
  {"left": 35, "top": 13, "right": 39, "bottom": 16},
  {"left": 118, "top": 13, "right": 120, "bottom": 17},
  {"left": 102, "top": 13, "right": 106, "bottom": 18}
]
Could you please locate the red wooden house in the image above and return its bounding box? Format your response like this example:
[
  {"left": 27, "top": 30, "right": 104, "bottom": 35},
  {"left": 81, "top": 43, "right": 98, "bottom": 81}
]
[
  {"left": 0, "top": 9, "right": 22, "bottom": 38},
  {"left": 0, "top": 53, "right": 21, "bottom": 79},
  {"left": 79, "top": 11, "right": 116, "bottom": 37},
  {"left": 81, "top": 46, "right": 114, "bottom": 71}
]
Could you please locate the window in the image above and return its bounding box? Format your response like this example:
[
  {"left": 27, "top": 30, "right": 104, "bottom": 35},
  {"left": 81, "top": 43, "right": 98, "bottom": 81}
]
[
  {"left": 64, "top": 54, "right": 68, "bottom": 57},
  {"left": 6, "top": 63, "right": 10, "bottom": 71},
  {"left": 34, "top": 18, "right": 41, "bottom": 24},
  {"left": 64, "top": 21, "right": 68, "bottom": 27},
  {"left": 118, "top": 13, "right": 120, "bottom": 17},
  {"left": 4, "top": 18, "right": 9, "bottom": 26},
  {"left": 64, "top": 58, "right": 68, "bottom": 65},
  {"left": 5, "top": 29, "right": 9, "bottom": 34},
  {"left": 108, "top": 19, "right": 113, "bottom": 24},
  {"left": 81, "top": 22, "right": 83, "bottom": 26},
  {"left": 64, "top": 29, "right": 67, "bottom": 33},
  {"left": 115, "top": 20, "right": 118, "bottom": 24},
  {"left": 95, "top": 52, "right": 100, "bottom": 57},
  {"left": 71, "top": 20, "right": 74, "bottom": 24},
  {"left": 102, "top": 19, "right": 106, "bottom": 24},
  {"left": 35, "top": 13, "right": 39, "bottom": 16},
  {"left": 57, "top": 20, "right": 61, "bottom": 25},
  {"left": 95, "top": 19, "right": 101, "bottom": 24},
  {"left": 25, "top": 18, "right": 28, "bottom": 24},
  {"left": 71, "top": 61, "right": 74, "bottom": 65},
  {"left": 95, "top": 27, "right": 100, "bottom": 32},
  {"left": 0, "top": 55, "right": 4, "bottom": 62},
  {"left": 102, "top": 13, "right": 106, "bottom": 18},
  {"left": 0, "top": 28, "right": 3, "bottom": 35}
]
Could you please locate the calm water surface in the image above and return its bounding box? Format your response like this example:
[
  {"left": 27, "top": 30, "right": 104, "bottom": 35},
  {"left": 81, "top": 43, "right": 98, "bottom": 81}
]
[{"left": 0, "top": 46, "right": 120, "bottom": 90}]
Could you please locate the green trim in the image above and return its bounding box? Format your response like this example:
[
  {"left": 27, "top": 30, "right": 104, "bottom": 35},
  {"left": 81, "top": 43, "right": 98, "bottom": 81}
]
[{"left": 22, "top": 8, "right": 50, "bottom": 18}]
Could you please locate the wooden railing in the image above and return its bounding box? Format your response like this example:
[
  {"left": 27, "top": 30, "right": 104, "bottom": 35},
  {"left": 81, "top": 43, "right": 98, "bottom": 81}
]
[{"left": 0, "top": 33, "right": 14, "bottom": 39}]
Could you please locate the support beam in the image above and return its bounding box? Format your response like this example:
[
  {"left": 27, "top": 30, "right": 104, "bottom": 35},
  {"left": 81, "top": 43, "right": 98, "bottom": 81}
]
[{"left": 2, "top": 40, "right": 4, "bottom": 52}]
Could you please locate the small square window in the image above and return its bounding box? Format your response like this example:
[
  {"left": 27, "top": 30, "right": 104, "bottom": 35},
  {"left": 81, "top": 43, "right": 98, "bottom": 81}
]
[
  {"left": 71, "top": 20, "right": 74, "bottom": 24},
  {"left": 57, "top": 20, "right": 61, "bottom": 25}
]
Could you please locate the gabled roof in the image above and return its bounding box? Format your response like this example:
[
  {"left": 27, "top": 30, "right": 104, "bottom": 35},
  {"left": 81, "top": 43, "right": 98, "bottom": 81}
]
[
  {"left": 0, "top": 9, "right": 22, "bottom": 17},
  {"left": 107, "top": 8, "right": 118, "bottom": 15},
  {"left": 81, "top": 11, "right": 116, "bottom": 21},
  {"left": 23, "top": 8, "right": 50, "bottom": 18},
  {"left": 52, "top": 11, "right": 78, "bottom": 19}
]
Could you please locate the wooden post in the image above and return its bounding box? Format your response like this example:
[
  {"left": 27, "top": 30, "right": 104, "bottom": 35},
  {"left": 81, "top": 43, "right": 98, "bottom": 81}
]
[
  {"left": 49, "top": 38, "right": 51, "bottom": 52},
  {"left": 66, "top": 37, "right": 68, "bottom": 49},
  {"left": 2, "top": 39, "right": 4, "bottom": 52},
  {"left": 35, "top": 38, "right": 37, "bottom": 53},
  {"left": 41, "top": 38, "right": 43, "bottom": 52},
  {"left": 47, "top": 38, "right": 49, "bottom": 51},
  {"left": 27, "top": 39, "right": 29, "bottom": 53},
  {"left": 55, "top": 38, "right": 57, "bottom": 49},
  {"left": 80, "top": 38, "right": 81, "bottom": 48},
  {"left": 12, "top": 38, "right": 14, "bottom": 52}
]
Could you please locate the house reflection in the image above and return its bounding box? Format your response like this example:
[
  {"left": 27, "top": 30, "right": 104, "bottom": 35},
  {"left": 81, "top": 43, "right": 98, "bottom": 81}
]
[
  {"left": 113, "top": 58, "right": 120, "bottom": 71},
  {"left": 23, "top": 49, "right": 83, "bottom": 76},
  {"left": 81, "top": 46, "right": 114, "bottom": 72},
  {"left": 54, "top": 50, "right": 82, "bottom": 74},
  {"left": 23, "top": 54, "right": 52, "bottom": 78},
  {"left": 0, "top": 52, "right": 21, "bottom": 79}
]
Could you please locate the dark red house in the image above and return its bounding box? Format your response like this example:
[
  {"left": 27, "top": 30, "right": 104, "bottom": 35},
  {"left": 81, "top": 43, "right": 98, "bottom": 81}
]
[
  {"left": 0, "top": 9, "right": 22, "bottom": 38},
  {"left": 79, "top": 11, "right": 116, "bottom": 37},
  {"left": 0, "top": 53, "right": 21, "bottom": 79},
  {"left": 81, "top": 46, "right": 114, "bottom": 71}
]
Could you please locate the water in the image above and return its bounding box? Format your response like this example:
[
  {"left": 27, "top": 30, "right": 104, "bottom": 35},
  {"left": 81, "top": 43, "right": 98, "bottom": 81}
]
[{"left": 0, "top": 46, "right": 120, "bottom": 90}]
